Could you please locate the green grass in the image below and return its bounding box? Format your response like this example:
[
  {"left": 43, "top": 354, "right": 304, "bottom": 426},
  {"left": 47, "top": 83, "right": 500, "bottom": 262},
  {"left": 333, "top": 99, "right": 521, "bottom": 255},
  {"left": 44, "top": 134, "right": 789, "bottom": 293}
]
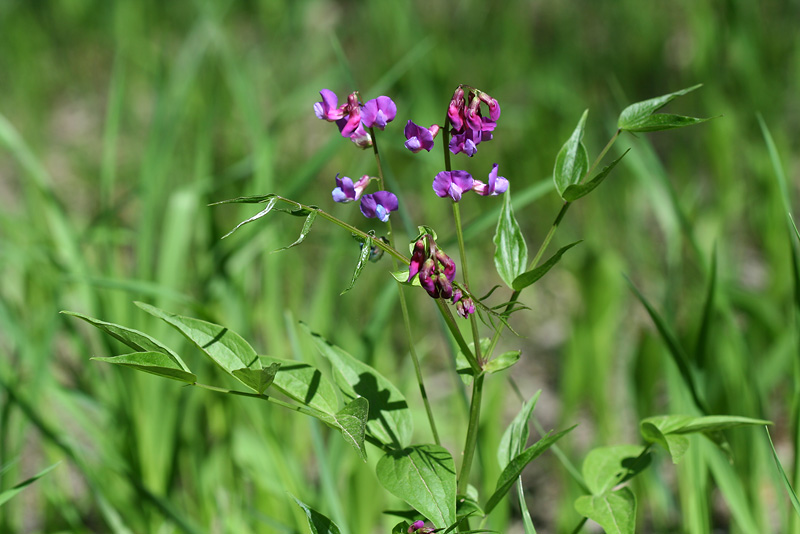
[{"left": 1, "top": 1, "right": 799, "bottom": 532}]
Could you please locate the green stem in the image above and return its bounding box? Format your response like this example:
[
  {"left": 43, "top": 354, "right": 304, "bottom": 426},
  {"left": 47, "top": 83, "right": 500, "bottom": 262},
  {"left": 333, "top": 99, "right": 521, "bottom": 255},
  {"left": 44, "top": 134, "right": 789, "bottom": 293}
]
[
  {"left": 192, "top": 382, "right": 320, "bottom": 417},
  {"left": 458, "top": 373, "right": 485, "bottom": 495},
  {"left": 436, "top": 299, "right": 480, "bottom": 373},
  {"left": 370, "top": 125, "right": 441, "bottom": 445},
  {"left": 452, "top": 201, "right": 484, "bottom": 366}
]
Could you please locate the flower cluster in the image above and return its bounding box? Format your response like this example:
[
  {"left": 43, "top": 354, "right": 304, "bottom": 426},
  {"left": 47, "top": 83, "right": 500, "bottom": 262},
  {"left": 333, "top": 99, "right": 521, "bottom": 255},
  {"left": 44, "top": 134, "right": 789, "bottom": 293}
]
[
  {"left": 408, "top": 236, "right": 475, "bottom": 317},
  {"left": 433, "top": 163, "right": 508, "bottom": 202},
  {"left": 314, "top": 89, "right": 396, "bottom": 148},
  {"left": 447, "top": 85, "right": 501, "bottom": 156}
]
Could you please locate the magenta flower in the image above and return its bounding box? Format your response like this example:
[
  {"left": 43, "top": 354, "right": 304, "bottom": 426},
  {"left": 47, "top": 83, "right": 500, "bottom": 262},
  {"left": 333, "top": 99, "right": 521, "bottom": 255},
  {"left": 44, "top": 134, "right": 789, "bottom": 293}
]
[
  {"left": 452, "top": 289, "right": 475, "bottom": 318},
  {"left": 361, "top": 96, "right": 397, "bottom": 130},
  {"left": 407, "top": 236, "right": 456, "bottom": 299},
  {"left": 332, "top": 174, "right": 372, "bottom": 203},
  {"left": 408, "top": 239, "right": 427, "bottom": 281},
  {"left": 472, "top": 163, "right": 509, "bottom": 196},
  {"left": 359, "top": 191, "right": 398, "bottom": 222},
  {"left": 433, "top": 170, "right": 474, "bottom": 202},
  {"left": 348, "top": 123, "right": 373, "bottom": 148},
  {"left": 336, "top": 92, "right": 363, "bottom": 138},
  {"left": 313, "top": 89, "right": 345, "bottom": 121},
  {"left": 447, "top": 85, "right": 501, "bottom": 156},
  {"left": 404, "top": 120, "right": 440, "bottom": 153}
]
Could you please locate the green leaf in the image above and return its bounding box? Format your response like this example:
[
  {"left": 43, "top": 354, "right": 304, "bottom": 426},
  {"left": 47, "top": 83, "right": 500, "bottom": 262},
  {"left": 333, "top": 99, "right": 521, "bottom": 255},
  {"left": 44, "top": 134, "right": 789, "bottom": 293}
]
[
  {"left": 455, "top": 339, "right": 491, "bottom": 385},
  {"left": 574, "top": 487, "right": 636, "bottom": 534},
  {"left": 617, "top": 84, "right": 705, "bottom": 132},
  {"left": 220, "top": 196, "right": 278, "bottom": 238},
  {"left": 341, "top": 232, "right": 373, "bottom": 295},
  {"left": 512, "top": 241, "right": 581, "bottom": 291},
  {"left": 411, "top": 225, "right": 438, "bottom": 247},
  {"left": 274, "top": 210, "right": 317, "bottom": 252},
  {"left": 304, "top": 324, "right": 412, "bottom": 448},
  {"left": 232, "top": 363, "right": 280, "bottom": 394},
  {"left": 320, "top": 397, "right": 369, "bottom": 462},
  {"left": 0, "top": 462, "right": 59, "bottom": 507},
  {"left": 497, "top": 391, "right": 541, "bottom": 470},
  {"left": 61, "top": 310, "right": 189, "bottom": 371},
  {"left": 376, "top": 445, "right": 457, "bottom": 527},
  {"left": 671, "top": 415, "right": 772, "bottom": 434},
  {"left": 554, "top": 109, "right": 589, "bottom": 199},
  {"left": 582, "top": 445, "right": 650, "bottom": 495},
  {"left": 391, "top": 269, "right": 422, "bottom": 288},
  {"left": 92, "top": 352, "right": 197, "bottom": 383},
  {"left": 484, "top": 351, "right": 521, "bottom": 374},
  {"left": 562, "top": 149, "right": 630, "bottom": 202},
  {"left": 260, "top": 356, "right": 339, "bottom": 415},
  {"left": 135, "top": 302, "right": 262, "bottom": 390},
  {"left": 766, "top": 427, "right": 800, "bottom": 518},
  {"left": 484, "top": 425, "right": 576, "bottom": 514},
  {"left": 639, "top": 415, "right": 692, "bottom": 463},
  {"left": 493, "top": 185, "right": 528, "bottom": 288},
  {"left": 210, "top": 194, "right": 275, "bottom": 205},
  {"left": 292, "top": 495, "right": 342, "bottom": 534}
]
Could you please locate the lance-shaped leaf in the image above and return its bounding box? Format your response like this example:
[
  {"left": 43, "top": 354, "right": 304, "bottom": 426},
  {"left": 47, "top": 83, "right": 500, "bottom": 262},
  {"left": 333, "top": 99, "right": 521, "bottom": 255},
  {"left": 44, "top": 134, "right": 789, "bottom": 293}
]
[
  {"left": 0, "top": 462, "right": 60, "bottom": 507},
  {"left": 220, "top": 196, "right": 278, "bottom": 239},
  {"left": 512, "top": 241, "right": 581, "bottom": 291},
  {"left": 341, "top": 232, "right": 373, "bottom": 295},
  {"left": 232, "top": 363, "right": 280, "bottom": 394},
  {"left": 292, "top": 495, "right": 343, "bottom": 534},
  {"left": 497, "top": 391, "right": 541, "bottom": 470},
  {"left": 484, "top": 425, "right": 576, "bottom": 514},
  {"left": 618, "top": 84, "right": 708, "bottom": 132},
  {"left": 317, "top": 397, "right": 369, "bottom": 462},
  {"left": 260, "top": 356, "right": 339, "bottom": 415},
  {"left": 554, "top": 109, "right": 589, "bottom": 199},
  {"left": 92, "top": 352, "right": 197, "bottom": 383},
  {"left": 562, "top": 149, "right": 630, "bottom": 202},
  {"left": 493, "top": 185, "right": 528, "bottom": 288},
  {"left": 376, "top": 445, "right": 457, "bottom": 528},
  {"left": 484, "top": 351, "right": 521, "bottom": 374},
  {"left": 136, "top": 302, "right": 262, "bottom": 392},
  {"left": 581, "top": 445, "right": 650, "bottom": 495},
  {"left": 274, "top": 210, "right": 317, "bottom": 252},
  {"left": 304, "top": 324, "right": 412, "bottom": 448},
  {"left": 62, "top": 310, "right": 189, "bottom": 371},
  {"left": 574, "top": 487, "right": 636, "bottom": 534}
]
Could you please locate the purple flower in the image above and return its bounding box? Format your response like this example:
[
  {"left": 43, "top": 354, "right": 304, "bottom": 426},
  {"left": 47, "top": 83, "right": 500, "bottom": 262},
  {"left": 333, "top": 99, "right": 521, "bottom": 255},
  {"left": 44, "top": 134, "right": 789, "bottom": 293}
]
[
  {"left": 472, "top": 163, "right": 509, "bottom": 196},
  {"left": 446, "top": 85, "right": 500, "bottom": 156},
  {"left": 335, "top": 92, "right": 363, "bottom": 138},
  {"left": 332, "top": 174, "right": 372, "bottom": 203},
  {"left": 452, "top": 290, "right": 475, "bottom": 318},
  {"left": 348, "top": 123, "right": 373, "bottom": 148},
  {"left": 361, "top": 96, "right": 397, "bottom": 130},
  {"left": 313, "top": 89, "right": 345, "bottom": 121},
  {"left": 404, "top": 120, "right": 439, "bottom": 153},
  {"left": 433, "top": 170, "right": 474, "bottom": 202},
  {"left": 359, "top": 191, "right": 398, "bottom": 222},
  {"left": 407, "top": 236, "right": 457, "bottom": 299},
  {"left": 408, "top": 239, "right": 427, "bottom": 281}
]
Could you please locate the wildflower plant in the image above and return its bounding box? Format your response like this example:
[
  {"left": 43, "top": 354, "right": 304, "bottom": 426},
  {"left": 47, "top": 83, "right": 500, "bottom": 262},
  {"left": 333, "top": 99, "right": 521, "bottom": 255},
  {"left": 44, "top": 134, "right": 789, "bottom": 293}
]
[{"left": 65, "top": 82, "right": 773, "bottom": 533}]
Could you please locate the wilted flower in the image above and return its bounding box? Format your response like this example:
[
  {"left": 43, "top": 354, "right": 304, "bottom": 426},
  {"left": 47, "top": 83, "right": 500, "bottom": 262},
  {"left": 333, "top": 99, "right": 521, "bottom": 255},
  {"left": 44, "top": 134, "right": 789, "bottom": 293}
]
[
  {"left": 404, "top": 120, "right": 440, "bottom": 153},
  {"left": 332, "top": 174, "right": 372, "bottom": 203},
  {"left": 432, "top": 170, "right": 474, "bottom": 202},
  {"left": 452, "top": 289, "right": 476, "bottom": 318},
  {"left": 472, "top": 163, "right": 509, "bottom": 196},
  {"left": 336, "top": 92, "right": 364, "bottom": 138},
  {"left": 361, "top": 96, "right": 397, "bottom": 130},
  {"left": 359, "top": 191, "right": 398, "bottom": 222}
]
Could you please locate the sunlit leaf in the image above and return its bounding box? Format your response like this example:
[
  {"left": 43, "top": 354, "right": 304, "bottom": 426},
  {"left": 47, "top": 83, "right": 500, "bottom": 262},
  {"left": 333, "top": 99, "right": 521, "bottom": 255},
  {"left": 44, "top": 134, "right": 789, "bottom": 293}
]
[
  {"left": 554, "top": 109, "right": 589, "bottom": 199},
  {"left": 0, "top": 462, "right": 60, "bottom": 507},
  {"left": 232, "top": 363, "right": 280, "bottom": 394},
  {"left": 92, "top": 352, "right": 197, "bottom": 383},
  {"left": 581, "top": 445, "right": 649, "bottom": 495},
  {"left": 493, "top": 185, "right": 528, "bottom": 288},
  {"left": 292, "top": 495, "right": 343, "bottom": 534},
  {"left": 220, "top": 196, "right": 278, "bottom": 238},
  {"left": 341, "top": 232, "right": 373, "bottom": 294},
  {"left": 574, "top": 487, "right": 636, "bottom": 534},
  {"left": 618, "top": 84, "right": 707, "bottom": 132},
  {"left": 497, "top": 391, "right": 541, "bottom": 471},
  {"left": 260, "top": 356, "right": 339, "bottom": 415},
  {"left": 274, "top": 210, "right": 317, "bottom": 252}
]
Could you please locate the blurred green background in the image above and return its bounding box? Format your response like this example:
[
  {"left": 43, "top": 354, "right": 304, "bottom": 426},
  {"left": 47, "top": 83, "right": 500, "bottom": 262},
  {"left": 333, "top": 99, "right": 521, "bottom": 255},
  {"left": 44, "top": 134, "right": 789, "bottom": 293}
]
[{"left": 1, "top": 0, "right": 799, "bottom": 532}]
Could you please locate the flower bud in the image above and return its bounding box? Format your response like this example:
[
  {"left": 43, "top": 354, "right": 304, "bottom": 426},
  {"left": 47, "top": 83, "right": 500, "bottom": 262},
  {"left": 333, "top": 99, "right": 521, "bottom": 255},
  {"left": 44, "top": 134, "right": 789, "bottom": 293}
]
[{"left": 408, "top": 239, "right": 427, "bottom": 281}]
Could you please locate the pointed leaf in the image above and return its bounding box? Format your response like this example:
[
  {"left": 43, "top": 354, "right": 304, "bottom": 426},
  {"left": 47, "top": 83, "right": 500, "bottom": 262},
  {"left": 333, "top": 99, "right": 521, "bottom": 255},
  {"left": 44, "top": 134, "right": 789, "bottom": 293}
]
[
  {"left": 326, "top": 397, "right": 369, "bottom": 462},
  {"left": 220, "top": 196, "right": 278, "bottom": 238},
  {"left": 493, "top": 185, "right": 528, "bottom": 288},
  {"left": 484, "top": 351, "right": 521, "bottom": 374},
  {"left": 135, "top": 302, "right": 262, "bottom": 390},
  {"left": 497, "top": 391, "right": 541, "bottom": 470},
  {"left": 621, "top": 114, "right": 710, "bottom": 133},
  {"left": 92, "top": 352, "right": 197, "bottom": 383},
  {"left": 292, "top": 495, "right": 343, "bottom": 534},
  {"left": 562, "top": 149, "right": 630, "bottom": 202},
  {"left": 639, "top": 415, "right": 692, "bottom": 463},
  {"left": 0, "top": 462, "right": 60, "bottom": 507},
  {"left": 672, "top": 415, "right": 772, "bottom": 434},
  {"left": 766, "top": 427, "right": 800, "bottom": 518},
  {"left": 304, "top": 325, "right": 412, "bottom": 448},
  {"left": 582, "top": 445, "right": 649, "bottom": 495},
  {"left": 574, "top": 487, "right": 636, "bottom": 534},
  {"left": 512, "top": 241, "right": 581, "bottom": 291},
  {"left": 341, "top": 233, "right": 373, "bottom": 294},
  {"left": 260, "top": 356, "right": 339, "bottom": 415},
  {"left": 618, "top": 84, "right": 702, "bottom": 131},
  {"left": 62, "top": 310, "right": 188, "bottom": 370},
  {"left": 210, "top": 194, "right": 275, "bottom": 205},
  {"left": 376, "top": 445, "right": 457, "bottom": 527},
  {"left": 485, "top": 425, "right": 576, "bottom": 514},
  {"left": 554, "top": 109, "right": 589, "bottom": 198},
  {"left": 274, "top": 210, "right": 317, "bottom": 252},
  {"left": 232, "top": 363, "right": 280, "bottom": 394}
]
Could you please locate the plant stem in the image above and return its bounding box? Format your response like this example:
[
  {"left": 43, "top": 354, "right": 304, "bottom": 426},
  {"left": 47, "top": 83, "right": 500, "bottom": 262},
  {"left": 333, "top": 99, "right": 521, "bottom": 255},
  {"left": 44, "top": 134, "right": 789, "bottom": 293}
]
[
  {"left": 371, "top": 125, "right": 441, "bottom": 445},
  {"left": 437, "top": 299, "right": 479, "bottom": 372},
  {"left": 458, "top": 373, "right": 485, "bottom": 495},
  {"left": 452, "top": 201, "right": 484, "bottom": 366}
]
